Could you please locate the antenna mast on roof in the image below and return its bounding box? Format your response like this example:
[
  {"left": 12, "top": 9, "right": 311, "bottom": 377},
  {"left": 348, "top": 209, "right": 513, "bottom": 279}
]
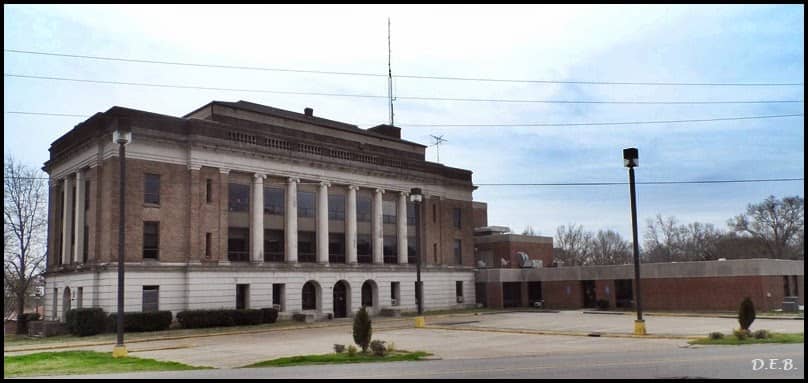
[
  {"left": 388, "top": 17, "right": 395, "bottom": 126},
  {"left": 430, "top": 134, "right": 448, "bottom": 163}
]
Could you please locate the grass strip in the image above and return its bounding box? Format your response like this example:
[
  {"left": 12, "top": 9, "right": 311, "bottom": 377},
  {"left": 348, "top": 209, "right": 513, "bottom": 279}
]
[
  {"left": 688, "top": 332, "right": 803, "bottom": 345},
  {"left": 4, "top": 350, "right": 211, "bottom": 378},
  {"left": 243, "top": 350, "right": 432, "bottom": 368}
]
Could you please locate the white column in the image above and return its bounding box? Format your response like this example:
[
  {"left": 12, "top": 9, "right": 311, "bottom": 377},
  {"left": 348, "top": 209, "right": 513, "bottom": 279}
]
[
  {"left": 317, "top": 181, "right": 330, "bottom": 264},
  {"left": 61, "top": 176, "right": 74, "bottom": 265},
  {"left": 285, "top": 177, "right": 299, "bottom": 263},
  {"left": 73, "top": 171, "right": 86, "bottom": 263},
  {"left": 346, "top": 185, "right": 358, "bottom": 264},
  {"left": 250, "top": 173, "right": 265, "bottom": 263},
  {"left": 397, "top": 191, "right": 408, "bottom": 264},
  {"left": 372, "top": 188, "right": 385, "bottom": 264}
]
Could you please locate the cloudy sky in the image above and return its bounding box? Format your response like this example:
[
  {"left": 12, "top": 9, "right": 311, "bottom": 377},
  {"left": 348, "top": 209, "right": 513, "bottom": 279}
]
[{"left": 3, "top": 4, "right": 804, "bottom": 242}]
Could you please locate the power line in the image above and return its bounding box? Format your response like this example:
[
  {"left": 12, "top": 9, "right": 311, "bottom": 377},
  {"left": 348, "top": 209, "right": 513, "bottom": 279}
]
[
  {"left": 5, "top": 111, "right": 804, "bottom": 128},
  {"left": 5, "top": 73, "right": 805, "bottom": 105},
  {"left": 5, "top": 48, "right": 804, "bottom": 87},
  {"left": 400, "top": 114, "right": 804, "bottom": 127}
]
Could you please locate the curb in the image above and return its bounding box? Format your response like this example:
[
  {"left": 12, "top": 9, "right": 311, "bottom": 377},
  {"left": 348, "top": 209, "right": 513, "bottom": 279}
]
[
  {"left": 421, "top": 325, "right": 700, "bottom": 340},
  {"left": 581, "top": 311, "right": 804, "bottom": 320},
  {"left": 4, "top": 311, "right": 482, "bottom": 354}
]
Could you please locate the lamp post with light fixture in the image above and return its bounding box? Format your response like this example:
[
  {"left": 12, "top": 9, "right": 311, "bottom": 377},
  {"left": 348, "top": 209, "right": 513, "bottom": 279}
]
[
  {"left": 409, "top": 188, "right": 425, "bottom": 327},
  {"left": 112, "top": 123, "right": 131, "bottom": 358},
  {"left": 623, "top": 147, "right": 645, "bottom": 335}
]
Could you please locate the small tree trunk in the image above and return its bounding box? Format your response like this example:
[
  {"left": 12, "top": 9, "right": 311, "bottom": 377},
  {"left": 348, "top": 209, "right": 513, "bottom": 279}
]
[{"left": 15, "top": 290, "right": 26, "bottom": 334}]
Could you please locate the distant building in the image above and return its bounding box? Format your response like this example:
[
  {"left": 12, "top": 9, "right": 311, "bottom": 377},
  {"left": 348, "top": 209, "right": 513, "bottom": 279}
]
[
  {"left": 473, "top": 225, "right": 804, "bottom": 311},
  {"left": 42, "top": 101, "right": 478, "bottom": 321}
]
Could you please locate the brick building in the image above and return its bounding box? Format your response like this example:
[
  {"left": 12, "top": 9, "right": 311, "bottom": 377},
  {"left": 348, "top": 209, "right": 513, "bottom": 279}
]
[
  {"left": 473, "top": 226, "right": 804, "bottom": 311},
  {"left": 42, "top": 101, "right": 478, "bottom": 321}
]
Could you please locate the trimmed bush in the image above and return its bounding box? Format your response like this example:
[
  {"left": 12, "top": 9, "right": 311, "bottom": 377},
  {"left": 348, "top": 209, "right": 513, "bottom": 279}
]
[
  {"left": 107, "top": 311, "right": 173, "bottom": 333},
  {"left": 733, "top": 328, "right": 750, "bottom": 340},
  {"left": 16, "top": 313, "right": 41, "bottom": 335},
  {"left": 738, "top": 297, "right": 756, "bottom": 331},
  {"left": 347, "top": 344, "right": 358, "bottom": 356},
  {"left": 260, "top": 308, "right": 279, "bottom": 324},
  {"left": 353, "top": 306, "right": 372, "bottom": 353},
  {"left": 65, "top": 308, "right": 107, "bottom": 336},
  {"left": 708, "top": 332, "right": 724, "bottom": 340},
  {"left": 370, "top": 340, "right": 387, "bottom": 357},
  {"left": 334, "top": 344, "right": 346, "bottom": 353},
  {"left": 232, "top": 309, "right": 263, "bottom": 326},
  {"left": 753, "top": 329, "right": 771, "bottom": 339},
  {"left": 176, "top": 309, "right": 235, "bottom": 329}
]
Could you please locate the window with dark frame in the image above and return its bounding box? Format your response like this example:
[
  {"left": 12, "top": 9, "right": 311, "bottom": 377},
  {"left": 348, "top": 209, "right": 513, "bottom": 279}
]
[
  {"left": 143, "top": 221, "right": 159, "bottom": 259},
  {"left": 205, "top": 233, "right": 212, "bottom": 258},
  {"left": 228, "top": 183, "right": 249, "bottom": 212},
  {"left": 382, "top": 200, "right": 396, "bottom": 224},
  {"left": 206, "top": 179, "right": 213, "bottom": 203},
  {"left": 302, "top": 282, "right": 317, "bottom": 310},
  {"left": 357, "top": 195, "right": 372, "bottom": 222},
  {"left": 357, "top": 234, "right": 372, "bottom": 263},
  {"left": 298, "top": 231, "right": 316, "bottom": 262},
  {"left": 264, "top": 229, "right": 284, "bottom": 262},
  {"left": 272, "top": 283, "right": 285, "bottom": 311},
  {"left": 328, "top": 194, "right": 345, "bottom": 221},
  {"left": 84, "top": 180, "right": 90, "bottom": 210},
  {"left": 453, "top": 208, "right": 462, "bottom": 229},
  {"left": 383, "top": 235, "right": 397, "bottom": 264},
  {"left": 227, "top": 228, "right": 249, "bottom": 262},
  {"left": 433, "top": 243, "right": 438, "bottom": 264},
  {"left": 454, "top": 239, "right": 462, "bottom": 265},
  {"left": 328, "top": 233, "right": 345, "bottom": 263},
  {"left": 83, "top": 226, "right": 89, "bottom": 263},
  {"left": 391, "top": 282, "right": 400, "bottom": 306},
  {"left": 407, "top": 235, "right": 417, "bottom": 264},
  {"left": 264, "top": 187, "right": 284, "bottom": 215},
  {"left": 407, "top": 202, "right": 416, "bottom": 225},
  {"left": 298, "top": 191, "right": 316, "bottom": 218},
  {"left": 142, "top": 286, "right": 159, "bottom": 312},
  {"left": 236, "top": 284, "right": 249, "bottom": 310},
  {"left": 432, "top": 203, "right": 437, "bottom": 223},
  {"left": 456, "top": 281, "right": 463, "bottom": 298},
  {"left": 144, "top": 174, "right": 160, "bottom": 205}
]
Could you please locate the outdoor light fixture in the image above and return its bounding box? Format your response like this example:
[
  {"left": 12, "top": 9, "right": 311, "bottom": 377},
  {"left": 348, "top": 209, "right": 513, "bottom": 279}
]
[
  {"left": 113, "top": 121, "right": 132, "bottom": 358},
  {"left": 623, "top": 147, "right": 645, "bottom": 335},
  {"left": 409, "top": 188, "right": 425, "bottom": 328}
]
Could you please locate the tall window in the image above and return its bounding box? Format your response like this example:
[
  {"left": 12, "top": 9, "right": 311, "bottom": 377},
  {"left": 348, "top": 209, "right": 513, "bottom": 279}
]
[
  {"left": 357, "top": 234, "right": 372, "bottom": 263},
  {"left": 298, "top": 191, "right": 315, "bottom": 217},
  {"left": 82, "top": 226, "right": 89, "bottom": 263},
  {"left": 205, "top": 233, "right": 212, "bottom": 258},
  {"left": 298, "top": 231, "right": 316, "bottom": 262},
  {"left": 143, "top": 221, "right": 159, "bottom": 259},
  {"left": 228, "top": 183, "right": 249, "bottom": 212},
  {"left": 456, "top": 281, "right": 464, "bottom": 298},
  {"left": 329, "top": 233, "right": 345, "bottom": 263},
  {"left": 391, "top": 282, "right": 400, "bottom": 306},
  {"left": 454, "top": 239, "right": 462, "bottom": 265},
  {"left": 84, "top": 180, "right": 90, "bottom": 209},
  {"left": 227, "top": 228, "right": 249, "bottom": 261},
  {"left": 236, "top": 284, "right": 249, "bottom": 310},
  {"left": 407, "top": 235, "right": 417, "bottom": 264},
  {"left": 357, "top": 195, "right": 371, "bottom": 222},
  {"left": 144, "top": 174, "right": 160, "bottom": 205},
  {"left": 206, "top": 179, "right": 213, "bottom": 203},
  {"left": 328, "top": 194, "right": 345, "bottom": 221},
  {"left": 383, "top": 236, "right": 397, "bottom": 264},
  {"left": 382, "top": 200, "right": 396, "bottom": 224},
  {"left": 264, "top": 187, "right": 284, "bottom": 215},
  {"left": 407, "top": 202, "right": 416, "bottom": 225},
  {"left": 272, "top": 284, "right": 285, "bottom": 311},
  {"left": 453, "top": 208, "right": 462, "bottom": 229},
  {"left": 142, "top": 286, "right": 159, "bottom": 312},
  {"left": 432, "top": 203, "right": 437, "bottom": 223},
  {"left": 264, "top": 229, "right": 284, "bottom": 262}
]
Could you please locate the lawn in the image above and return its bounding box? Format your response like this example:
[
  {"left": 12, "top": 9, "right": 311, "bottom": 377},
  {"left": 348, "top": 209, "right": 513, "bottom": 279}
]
[
  {"left": 3, "top": 350, "right": 211, "bottom": 378},
  {"left": 243, "top": 350, "right": 432, "bottom": 368},
  {"left": 688, "top": 332, "right": 804, "bottom": 346}
]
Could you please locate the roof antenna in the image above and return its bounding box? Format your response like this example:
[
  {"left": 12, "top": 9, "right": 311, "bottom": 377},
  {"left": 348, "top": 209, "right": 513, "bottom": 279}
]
[
  {"left": 388, "top": 17, "right": 395, "bottom": 126},
  {"left": 430, "top": 134, "right": 448, "bottom": 163}
]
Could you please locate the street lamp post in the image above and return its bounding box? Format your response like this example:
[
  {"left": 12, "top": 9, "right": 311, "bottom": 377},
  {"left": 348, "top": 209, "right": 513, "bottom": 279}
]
[
  {"left": 113, "top": 124, "right": 131, "bottom": 358},
  {"left": 623, "top": 147, "right": 646, "bottom": 336},
  {"left": 409, "top": 188, "right": 424, "bottom": 328}
]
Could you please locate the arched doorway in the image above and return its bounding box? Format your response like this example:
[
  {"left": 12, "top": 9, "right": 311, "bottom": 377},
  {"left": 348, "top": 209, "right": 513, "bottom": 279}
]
[
  {"left": 333, "top": 280, "right": 351, "bottom": 318},
  {"left": 301, "top": 281, "right": 321, "bottom": 311},
  {"left": 361, "top": 280, "right": 378, "bottom": 309},
  {"left": 62, "top": 287, "right": 71, "bottom": 322}
]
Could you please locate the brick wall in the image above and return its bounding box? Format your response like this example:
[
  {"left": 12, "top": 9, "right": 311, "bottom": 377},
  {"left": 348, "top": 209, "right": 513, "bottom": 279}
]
[{"left": 543, "top": 281, "right": 583, "bottom": 309}]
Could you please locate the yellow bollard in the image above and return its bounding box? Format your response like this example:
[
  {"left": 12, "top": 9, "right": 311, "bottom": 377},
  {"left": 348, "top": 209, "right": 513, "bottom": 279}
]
[
  {"left": 414, "top": 316, "right": 425, "bottom": 328},
  {"left": 112, "top": 345, "right": 128, "bottom": 358},
  {"left": 634, "top": 320, "right": 647, "bottom": 335}
]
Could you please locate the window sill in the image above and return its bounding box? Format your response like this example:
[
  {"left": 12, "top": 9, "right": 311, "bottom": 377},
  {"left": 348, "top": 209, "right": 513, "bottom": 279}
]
[{"left": 143, "top": 203, "right": 161, "bottom": 208}]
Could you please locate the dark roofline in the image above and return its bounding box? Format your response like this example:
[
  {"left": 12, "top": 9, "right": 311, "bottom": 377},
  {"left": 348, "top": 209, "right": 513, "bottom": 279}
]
[{"left": 192, "top": 100, "right": 427, "bottom": 148}]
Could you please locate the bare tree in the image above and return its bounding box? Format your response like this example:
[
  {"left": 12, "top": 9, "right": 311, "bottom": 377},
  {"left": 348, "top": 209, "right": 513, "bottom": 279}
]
[
  {"left": 589, "top": 229, "right": 632, "bottom": 265},
  {"left": 644, "top": 215, "right": 687, "bottom": 262},
  {"left": 521, "top": 225, "right": 537, "bottom": 236},
  {"left": 554, "top": 223, "right": 592, "bottom": 266},
  {"left": 729, "top": 195, "right": 804, "bottom": 259},
  {"left": 4, "top": 156, "right": 48, "bottom": 328}
]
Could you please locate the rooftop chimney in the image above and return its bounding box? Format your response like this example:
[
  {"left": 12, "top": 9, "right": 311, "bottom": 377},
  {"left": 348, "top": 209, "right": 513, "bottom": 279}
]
[{"left": 304, "top": 107, "right": 313, "bottom": 117}]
